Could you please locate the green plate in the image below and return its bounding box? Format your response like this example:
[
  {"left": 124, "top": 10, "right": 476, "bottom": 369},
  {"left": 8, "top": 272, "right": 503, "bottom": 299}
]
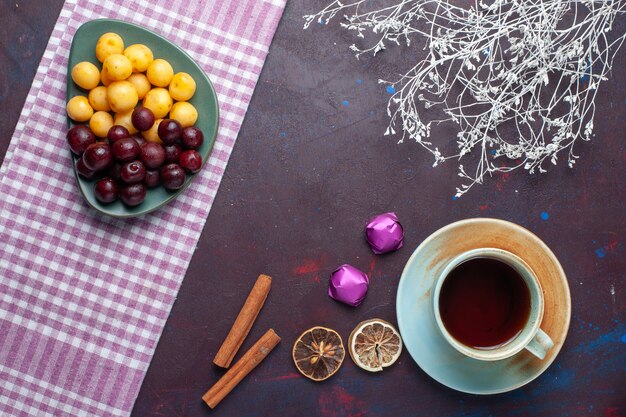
[{"left": 67, "top": 19, "right": 219, "bottom": 218}]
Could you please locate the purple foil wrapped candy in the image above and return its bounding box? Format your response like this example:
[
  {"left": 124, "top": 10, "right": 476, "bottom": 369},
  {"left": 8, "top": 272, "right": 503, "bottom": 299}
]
[
  {"left": 365, "top": 212, "right": 404, "bottom": 254},
  {"left": 328, "top": 264, "right": 369, "bottom": 307}
]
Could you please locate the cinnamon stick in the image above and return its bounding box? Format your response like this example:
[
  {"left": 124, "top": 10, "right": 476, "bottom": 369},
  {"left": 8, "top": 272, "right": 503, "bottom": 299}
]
[
  {"left": 213, "top": 274, "right": 272, "bottom": 368},
  {"left": 203, "top": 328, "right": 281, "bottom": 408}
]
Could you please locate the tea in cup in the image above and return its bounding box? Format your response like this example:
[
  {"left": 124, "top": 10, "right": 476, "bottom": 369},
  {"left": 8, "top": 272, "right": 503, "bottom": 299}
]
[{"left": 432, "top": 248, "right": 554, "bottom": 361}]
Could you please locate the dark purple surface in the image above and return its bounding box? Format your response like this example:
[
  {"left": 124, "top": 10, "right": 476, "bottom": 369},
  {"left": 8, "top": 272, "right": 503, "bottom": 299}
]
[{"left": 0, "top": 1, "right": 624, "bottom": 417}]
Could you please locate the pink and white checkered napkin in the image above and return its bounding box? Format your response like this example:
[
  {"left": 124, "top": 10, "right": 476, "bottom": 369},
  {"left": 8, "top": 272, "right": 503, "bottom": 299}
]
[{"left": 0, "top": 0, "right": 285, "bottom": 415}]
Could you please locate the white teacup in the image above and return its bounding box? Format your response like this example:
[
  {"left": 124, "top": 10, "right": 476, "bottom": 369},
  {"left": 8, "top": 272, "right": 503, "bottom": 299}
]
[{"left": 432, "top": 248, "right": 554, "bottom": 361}]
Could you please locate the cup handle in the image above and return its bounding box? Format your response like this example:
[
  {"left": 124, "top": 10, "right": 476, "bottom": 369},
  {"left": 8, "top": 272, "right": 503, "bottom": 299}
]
[{"left": 524, "top": 328, "right": 554, "bottom": 360}]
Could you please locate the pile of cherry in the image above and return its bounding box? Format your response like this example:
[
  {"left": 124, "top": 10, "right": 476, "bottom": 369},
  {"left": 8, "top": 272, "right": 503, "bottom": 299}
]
[{"left": 67, "top": 106, "right": 204, "bottom": 206}]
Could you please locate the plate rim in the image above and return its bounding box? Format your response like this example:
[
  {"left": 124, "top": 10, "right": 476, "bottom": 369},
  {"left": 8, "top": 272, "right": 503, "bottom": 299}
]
[
  {"left": 396, "top": 217, "right": 571, "bottom": 395},
  {"left": 67, "top": 18, "right": 220, "bottom": 218}
]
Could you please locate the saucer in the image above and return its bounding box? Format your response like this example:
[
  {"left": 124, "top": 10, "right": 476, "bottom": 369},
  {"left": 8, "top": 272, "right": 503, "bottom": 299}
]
[{"left": 396, "top": 218, "right": 571, "bottom": 394}]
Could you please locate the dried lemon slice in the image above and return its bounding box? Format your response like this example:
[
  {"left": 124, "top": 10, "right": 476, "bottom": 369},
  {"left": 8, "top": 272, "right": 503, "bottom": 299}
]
[
  {"left": 292, "top": 326, "right": 345, "bottom": 381},
  {"left": 348, "top": 319, "right": 402, "bottom": 372}
]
